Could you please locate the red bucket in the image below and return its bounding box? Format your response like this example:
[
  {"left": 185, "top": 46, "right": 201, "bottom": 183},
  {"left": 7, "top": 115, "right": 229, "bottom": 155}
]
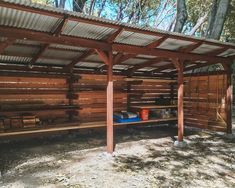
[{"left": 140, "top": 109, "right": 149, "bottom": 121}]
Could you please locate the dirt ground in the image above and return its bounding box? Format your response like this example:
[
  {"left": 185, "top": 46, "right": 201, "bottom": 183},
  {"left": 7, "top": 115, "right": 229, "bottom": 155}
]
[{"left": 0, "top": 124, "right": 234, "bottom": 188}]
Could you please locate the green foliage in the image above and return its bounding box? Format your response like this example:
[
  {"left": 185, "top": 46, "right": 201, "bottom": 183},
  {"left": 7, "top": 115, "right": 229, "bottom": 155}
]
[
  {"left": 32, "top": 0, "right": 54, "bottom": 6},
  {"left": 224, "top": 0, "right": 235, "bottom": 42},
  {"left": 186, "top": 0, "right": 212, "bottom": 24}
]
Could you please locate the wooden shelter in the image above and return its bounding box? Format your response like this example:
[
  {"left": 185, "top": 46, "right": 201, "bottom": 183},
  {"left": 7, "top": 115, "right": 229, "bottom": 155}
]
[{"left": 0, "top": 0, "right": 234, "bottom": 152}]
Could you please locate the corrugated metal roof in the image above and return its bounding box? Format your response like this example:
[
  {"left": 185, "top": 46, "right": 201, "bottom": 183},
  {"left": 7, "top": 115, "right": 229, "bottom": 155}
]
[
  {"left": 0, "top": 6, "right": 61, "bottom": 32},
  {"left": 218, "top": 49, "right": 235, "bottom": 57},
  {"left": 158, "top": 38, "right": 194, "bottom": 50},
  {"left": 62, "top": 21, "right": 116, "bottom": 40},
  {"left": 152, "top": 61, "right": 171, "bottom": 67},
  {"left": 5, "top": 45, "right": 39, "bottom": 56},
  {"left": 42, "top": 49, "right": 80, "bottom": 59},
  {"left": 122, "top": 58, "right": 148, "bottom": 65},
  {"left": 192, "top": 44, "right": 221, "bottom": 54},
  {"left": 85, "top": 54, "right": 102, "bottom": 62},
  {"left": 113, "top": 64, "right": 130, "bottom": 70},
  {"left": 2, "top": 0, "right": 235, "bottom": 48},
  {"left": 115, "top": 31, "right": 160, "bottom": 46},
  {"left": 0, "top": 55, "right": 32, "bottom": 63},
  {"left": 36, "top": 58, "right": 71, "bottom": 65},
  {"left": 138, "top": 67, "right": 156, "bottom": 71},
  {"left": 0, "top": 0, "right": 234, "bottom": 75},
  {"left": 76, "top": 62, "right": 103, "bottom": 68}
]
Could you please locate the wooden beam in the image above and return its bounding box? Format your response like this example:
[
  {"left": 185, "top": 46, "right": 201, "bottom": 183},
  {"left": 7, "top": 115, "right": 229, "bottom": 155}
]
[
  {"left": 206, "top": 46, "right": 230, "bottom": 56},
  {"left": 29, "top": 44, "right": 49, "bottom": 66},
  {"left": 52, "top": 16, "right": 68, "bottom": 36},
  {"left": 152, "top": 64, "right": 175, "bottom": 74},
  {"left": 113, "top": 44, "right": 231, "bottom": 63},
  {"left": 172, "top": 59, "right": 184, "bottom": 141},
  {"left": 96, "top": 49, "right": 109, "bottom": 65},
  {"left": 0, "top": 27, "right": 111, "bottom": 51},
  {"left": 146, "top": 35, "right": 168, "bottom": 48},
  {"left": 106, "top": 28, "right": 124, "bottom": 43},
  {"left": 0, "top": 27, "right": 232, "bottom": 64},
  {"left": 225, "top": 66, "right": 233, "bottom": 134},
  {"left": 67, "top": 49, "right": 95, "bottom": 68},
  {"left": 117, "top": 54, "right": 137, "bottom": 64},
  {"left": 178, "top": 42, "right": 203, "bottom": 53},
  {"left": 106, "top": 50, "right": 114, "bottom": 153},
  {"left": 114, "top": 36, "right": 168, "bottom": 65},
  {"left": 0, "top": 38, "right": 15, "bottom": 54},
  {"left": 1, "top": 0, "right": 235, "bottom": 51},
  {"left": 126, "top": 57, "right": 169, "bottom": 75}
]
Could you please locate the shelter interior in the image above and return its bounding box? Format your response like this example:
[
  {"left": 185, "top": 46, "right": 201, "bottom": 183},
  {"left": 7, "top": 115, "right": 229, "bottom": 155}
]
[{"left": 0, "top": 0, "right": 234, "bottom": 152}]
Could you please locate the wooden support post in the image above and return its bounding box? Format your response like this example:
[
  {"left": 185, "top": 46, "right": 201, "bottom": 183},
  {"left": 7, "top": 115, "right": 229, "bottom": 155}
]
[
  {"left": 226, "top": 68, "right": 233, "bottom": 134},
  {"left": 96, "top": 48, "right": 114, "bottom": 152},
  {"left": 106, "top": 50, "right": 114, "bottom": 153},
  {"left": 172, "top": 59, "right": 184, "bottom": 142},
  {"left": 177, "top": 62, "right": 184, "bottom": 141}
]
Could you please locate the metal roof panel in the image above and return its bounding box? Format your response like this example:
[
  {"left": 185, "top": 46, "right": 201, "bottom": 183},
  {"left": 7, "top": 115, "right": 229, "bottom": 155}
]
[
  {"left": 0, "top": 55, "right": 32, "bottom": 63},
  {"left": 62, "top": 21, "right": 116, "bottom": 40},
  {"left": 0, "top": 6, "right": 61, "bottom": 32},
  {"left": 158, "top": 38, "right": 194, "bottom": 50}
]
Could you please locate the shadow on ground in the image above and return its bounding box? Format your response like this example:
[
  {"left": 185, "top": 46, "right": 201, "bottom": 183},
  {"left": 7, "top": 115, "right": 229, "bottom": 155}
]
[
  {"left": 0, "top": 125, "right": 181, "bottom": 173},
  {"left": 113, "top": 132, "right": 235, "bottom": 187}
]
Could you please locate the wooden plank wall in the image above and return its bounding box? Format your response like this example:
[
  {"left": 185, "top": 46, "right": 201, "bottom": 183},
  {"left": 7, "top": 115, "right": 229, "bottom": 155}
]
[
  {"left": 0, "top": 76, "right": 72, "bottom": 122},
  {"left": 75, "top": 74, "right": 127, "bottom": 122},
  {"left": 128, "top": 80, "right": 175, "bottom": 107},
  {"left": 0, "top": 74, "right": 127, "bottom": 125},
  {"left": 184, "top": 74, "right": 228, "bottom": 132}
]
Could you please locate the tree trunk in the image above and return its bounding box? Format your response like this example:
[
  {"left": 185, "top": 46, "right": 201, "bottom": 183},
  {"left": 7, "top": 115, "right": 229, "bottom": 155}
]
[
  {"left": 174, "top": 0, "right": 188, "bottom": 33},
  {"left": 97, "top": 0, "right": 106, "bottom": 17},
  {"left": 54, "top": 0, "right": 58, "bottom": 7},
  {"left": 59, "top": 0, "right": 66, "bottom": 8},
  {"left": 205, "top": 0, "right": 218, "bottom": 37},
  {"left": 73, "top": 0, "right": 87, "bottom": 12},
  {"left": 189, "top": 13, "right": 208, "bottom": 36},
  {"left": 207, "top": 0, "right": 230, "bottom": 40}
]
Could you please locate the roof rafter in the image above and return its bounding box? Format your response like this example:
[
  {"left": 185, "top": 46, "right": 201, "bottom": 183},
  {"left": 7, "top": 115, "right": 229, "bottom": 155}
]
[
  {"left": 178, "top": 42, "right": 203, "bottom": 53},
  {"left": 29, "top": 16, "right": 68, "bottom": 65},
  {"left": 151, "top": 64, "right": 175, "bottom": 74},
  {"left": 66, "top": 49, "right": 95, "bottom": 68},
  {"left": 95, "top": 49, "right": 109, "bottom": 65},
  {"left": 112, "top": 44, "right": 231, "bottom": 63},
  {"left": 146, "top": 35, "right": 169, "bottom": 49},
  {"left": 114, "top": 36, "right": 169, "bottom": 65},
  {"left": 125, "top": 57, "right": 170, "bottom": 75},
  {"left": 1, "top": 0, "right": 235, "bottom": 51},
  {"left": 0, "top": 27, "right": 111, "bottom": 50},
  {"left": 106, "top": 27, "right": 124, "bottom": 43}
]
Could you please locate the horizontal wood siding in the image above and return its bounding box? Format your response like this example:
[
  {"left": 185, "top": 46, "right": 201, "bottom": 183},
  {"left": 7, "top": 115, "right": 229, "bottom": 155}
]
[
  {"left": 75, "top": 74, "right": 127, "bottom": 122},
  {"left": 184, "top": 74, "right": 227, "bottom": 132},
  {"left": 128, "top": 79, "right": 175, "bottom": 106}
]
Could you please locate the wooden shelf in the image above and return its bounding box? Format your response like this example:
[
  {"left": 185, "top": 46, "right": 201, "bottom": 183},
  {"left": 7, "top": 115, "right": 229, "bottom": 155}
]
[
  {"left": 0, "top": 117, "right": 177, "bottom": 138},
  {"left": 0, "top": 105, "right": 80, "bottom": 113},
  {"left": 131, "top": 105, "right": 177, "bottom": 109},
  {"left": 124, "top": 78, "right": 176, "bottom": 83}
]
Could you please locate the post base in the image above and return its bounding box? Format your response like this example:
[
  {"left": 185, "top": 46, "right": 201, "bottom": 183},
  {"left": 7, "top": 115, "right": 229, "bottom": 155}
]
[{"left": 174, "top": 140, "right": 187, "bottom": 148}]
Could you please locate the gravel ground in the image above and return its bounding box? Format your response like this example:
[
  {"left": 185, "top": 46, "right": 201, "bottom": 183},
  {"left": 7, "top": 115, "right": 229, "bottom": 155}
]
[{"left": 0, "top": 125, "right": 234, "bottom": 188}]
